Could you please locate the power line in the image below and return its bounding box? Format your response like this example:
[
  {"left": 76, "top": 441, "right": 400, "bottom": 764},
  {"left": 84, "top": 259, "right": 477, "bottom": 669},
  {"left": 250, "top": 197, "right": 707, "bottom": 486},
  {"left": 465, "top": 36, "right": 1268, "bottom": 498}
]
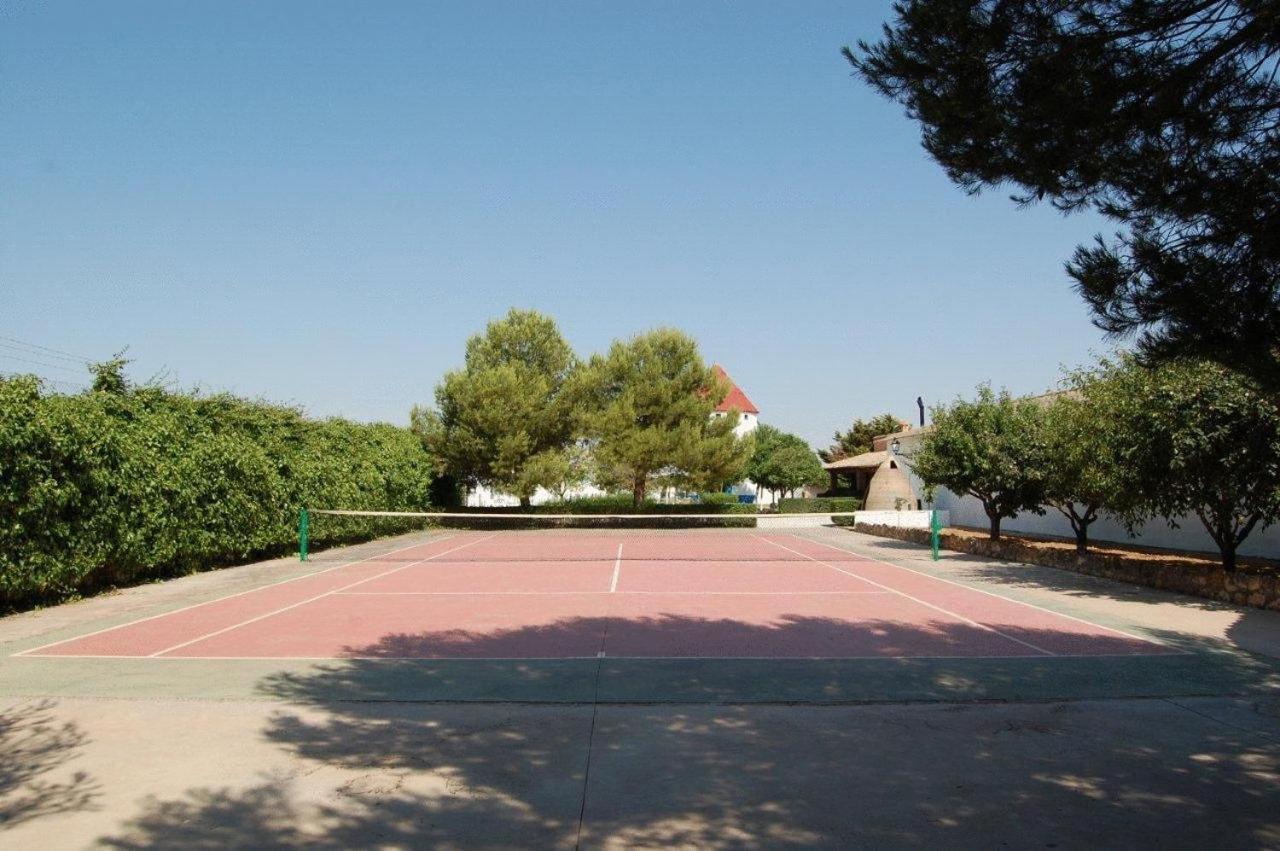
[
  {"left": 0, "top": 352, "right": 87, "bottom": 374},
  {"left": 0, "top": 334, "right": 94, "bottom": 364},
  {"left": 0, "top": 340, "right": 90, "bottom": 363}
]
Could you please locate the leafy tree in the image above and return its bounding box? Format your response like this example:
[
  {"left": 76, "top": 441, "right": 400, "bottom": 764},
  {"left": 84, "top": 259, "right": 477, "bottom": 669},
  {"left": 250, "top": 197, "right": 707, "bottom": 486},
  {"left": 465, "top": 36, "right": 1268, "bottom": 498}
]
[
  {"left": 851, "top": 2, "right": 1280, "bottom": 388},
  {"left": 580, "top": 329, "right": 751, "bottom": 507},
  {"left": 413, "top": 309, "right": 578, "bottom": 506},
  {"left": 819, "top": 413, "right": 902, "bottom": 462},
  {"left": 758, "top": 442, "right": 826, "bottom": 501},
  {"left": 911, "top": 385, "right": 1047, "bottom": 540},
  {"left": 1088, "top": 356, "right": 1280, "bottom": 571},
  {"left": 1038, "top": 390, "right": 1137, "bottom": 554},
  {"left": 515, "top": 444, "right": 591, "bottom": 503},
  {"left": 749, "top": 424, "right": 825, "bottom": 501}
]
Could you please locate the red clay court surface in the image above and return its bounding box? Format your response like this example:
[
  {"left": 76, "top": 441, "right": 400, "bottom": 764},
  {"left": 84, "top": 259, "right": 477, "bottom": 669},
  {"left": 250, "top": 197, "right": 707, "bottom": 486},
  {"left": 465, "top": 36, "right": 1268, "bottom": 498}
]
[{"left": 17, "top": 531, "right": 1177, "bottom": 661}]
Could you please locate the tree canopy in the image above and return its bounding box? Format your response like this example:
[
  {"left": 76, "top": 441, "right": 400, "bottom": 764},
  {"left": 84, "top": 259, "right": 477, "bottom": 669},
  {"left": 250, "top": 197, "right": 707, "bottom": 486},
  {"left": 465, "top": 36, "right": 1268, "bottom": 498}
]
[
  {"left": 748, "top": 424, "right": 825, "bottom": 500},
  {"left": 1038, "top": 390, "right": 1138, "bottom": 553},
  {"left": 820, "top": 413, "right": 902, "bottom": 462},
  {"left": 580, "top": 329, "right": 752, "bottom": 507},
  {"left": 1084, "top": 355, "right": 1280, "bottom": 571},
  {"left": 912, "top": 385, "right": 1047, "bottom": 539},
  {"left": 412, "top": 309, "right": 578, "bottom": 505},
  {"left": 851, "top": 2, "right": 1280, "bottom": 387}
]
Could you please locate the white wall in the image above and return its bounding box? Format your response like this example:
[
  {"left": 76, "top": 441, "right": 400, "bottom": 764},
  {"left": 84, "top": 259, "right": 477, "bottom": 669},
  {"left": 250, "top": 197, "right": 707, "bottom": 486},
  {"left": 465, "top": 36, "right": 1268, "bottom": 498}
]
[
  {"left": 925, "top": 479, "right": 1280, "bottom": 559},
  {"left": 854, "top": 510, "right": 947, "bottom": 530},
  {"left": 887, "top": 421, "right": 1280, "bottom": 559},
  {"left": 465, "top": 482, "right": 609, "bottom": 507}
]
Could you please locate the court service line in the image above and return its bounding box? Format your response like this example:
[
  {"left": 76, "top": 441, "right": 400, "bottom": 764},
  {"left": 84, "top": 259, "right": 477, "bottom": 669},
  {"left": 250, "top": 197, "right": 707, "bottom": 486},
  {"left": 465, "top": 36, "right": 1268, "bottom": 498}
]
[
  {"left": 29, "top": 650, "right": 1171, "bottom": 662},
  {"left": 610, "top": 544, "right": 623, "bottom": 593},
  {"left": 789, "top": 533, "right": 1171, "bottom": 647},
  {"left": 332, "top": 590, "right": 892, "bottom": 596},
  {"left": 756, "top": 536, "right": 1056, "bottom": 656},
  {"left": 14, "top": 534, "right": 457, "bottom": 658},
  {"left": 145, "top": 534, "right": 498, "bottom": 658}
]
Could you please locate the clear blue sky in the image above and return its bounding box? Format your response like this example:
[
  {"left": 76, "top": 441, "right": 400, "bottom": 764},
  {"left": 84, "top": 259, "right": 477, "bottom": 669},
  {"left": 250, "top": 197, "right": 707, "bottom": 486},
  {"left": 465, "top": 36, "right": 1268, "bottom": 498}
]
[{"left": 1, "top": 1, "right": 1115, "bottom": 448}]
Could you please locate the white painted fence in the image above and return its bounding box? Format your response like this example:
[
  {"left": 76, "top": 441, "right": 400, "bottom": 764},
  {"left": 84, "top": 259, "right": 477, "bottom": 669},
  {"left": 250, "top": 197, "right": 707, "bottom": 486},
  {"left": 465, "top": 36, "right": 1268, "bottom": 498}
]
[{"left": 853, "top": 510, "right": 948, "bottom": 530}]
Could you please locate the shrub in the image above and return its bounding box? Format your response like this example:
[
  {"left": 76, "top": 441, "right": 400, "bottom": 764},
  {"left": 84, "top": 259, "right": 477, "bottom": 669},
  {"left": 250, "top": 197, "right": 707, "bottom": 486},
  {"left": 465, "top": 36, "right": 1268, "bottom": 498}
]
[
  {"left": 454, "top": 494, "right": 755, "bottom": 516},
  {"left": 0, "top": 376, "right": 434, "bottom": 610},
  {"left": 775, "top": 497, "right": 862, "bottom": 514}
]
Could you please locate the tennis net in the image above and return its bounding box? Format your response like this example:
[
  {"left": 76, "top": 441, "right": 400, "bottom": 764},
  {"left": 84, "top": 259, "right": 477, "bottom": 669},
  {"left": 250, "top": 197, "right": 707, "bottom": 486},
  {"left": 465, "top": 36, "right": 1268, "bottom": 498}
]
[{"left": 298, "top": 507, "right": 859, "bottom": 563}]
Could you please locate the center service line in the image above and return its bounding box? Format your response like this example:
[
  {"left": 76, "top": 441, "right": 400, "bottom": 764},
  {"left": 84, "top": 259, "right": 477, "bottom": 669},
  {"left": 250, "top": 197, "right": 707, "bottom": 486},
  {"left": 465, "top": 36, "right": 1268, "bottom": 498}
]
[{"left": 610, "top": 543, "right": 623, "bottom": 593}]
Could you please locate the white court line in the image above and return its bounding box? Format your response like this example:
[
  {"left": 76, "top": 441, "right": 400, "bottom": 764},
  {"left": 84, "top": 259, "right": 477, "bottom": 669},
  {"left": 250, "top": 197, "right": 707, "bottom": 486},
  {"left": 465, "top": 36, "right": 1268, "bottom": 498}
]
[
  {"left": 144, "top": 535, "right": 497, "bottom": 658},
  {"left": 14, "top": 534, "right": 457, "bottom": 658},
  {"left": 610, "top": 544, "right": 623, "bottom": 593},
  {"left": 20, "top": 651, "right": 1174, "bottom": 662},
  {"left": 332, "top": 590, "right": 892, "bottom": 596},
  {"left": 789, "top": 533, "right": 1174, "bottom": 647},
  {"left": 756, "top": 535, "right": 1056, "bottom": 656}
]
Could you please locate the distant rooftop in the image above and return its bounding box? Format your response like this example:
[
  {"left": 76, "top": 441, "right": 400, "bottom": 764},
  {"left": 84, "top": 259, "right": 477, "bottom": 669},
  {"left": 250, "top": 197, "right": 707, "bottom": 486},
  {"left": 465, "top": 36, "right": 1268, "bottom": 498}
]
[{"left": 711, "top": 364, "right": 759, "bottom": 415}]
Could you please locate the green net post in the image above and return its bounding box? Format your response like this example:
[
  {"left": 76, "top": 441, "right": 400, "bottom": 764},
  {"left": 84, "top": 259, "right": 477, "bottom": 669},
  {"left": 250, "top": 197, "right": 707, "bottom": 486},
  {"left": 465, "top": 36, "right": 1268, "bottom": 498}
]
[
  {"left": 299, "top": 506, "right": 309, "bottom": 562},
  {"left": 930, "top": 509, "right": 941, "bottom": 562}
]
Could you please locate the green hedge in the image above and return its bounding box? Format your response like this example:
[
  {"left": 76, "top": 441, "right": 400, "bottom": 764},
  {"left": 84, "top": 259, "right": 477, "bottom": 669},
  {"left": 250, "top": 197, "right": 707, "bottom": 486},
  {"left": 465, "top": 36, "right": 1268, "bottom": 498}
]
[
  {"left": 775, "top": 497, "right": 862, "bottom": 514},
  {"left": 0, "top": 376, "right": 434, "bottom": 610},
  {"left": 431, "top": 493, "right": 755, "bottom": 529},
  {"left": 455, "top": 494, "right": 755, "bottom": 516}
]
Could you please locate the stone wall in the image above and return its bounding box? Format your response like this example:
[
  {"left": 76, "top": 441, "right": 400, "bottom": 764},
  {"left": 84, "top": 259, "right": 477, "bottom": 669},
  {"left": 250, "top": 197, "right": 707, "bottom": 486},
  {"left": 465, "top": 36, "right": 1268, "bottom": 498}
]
[{"left": 855, "top": 523, "right": 1280, "bottom": 612}]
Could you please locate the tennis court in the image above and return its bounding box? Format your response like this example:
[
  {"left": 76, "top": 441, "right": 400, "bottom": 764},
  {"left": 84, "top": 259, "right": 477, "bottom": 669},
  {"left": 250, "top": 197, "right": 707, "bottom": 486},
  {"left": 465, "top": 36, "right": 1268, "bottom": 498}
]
[{"left": 17, "top": 527, "right": 1174, "bottom": 662}]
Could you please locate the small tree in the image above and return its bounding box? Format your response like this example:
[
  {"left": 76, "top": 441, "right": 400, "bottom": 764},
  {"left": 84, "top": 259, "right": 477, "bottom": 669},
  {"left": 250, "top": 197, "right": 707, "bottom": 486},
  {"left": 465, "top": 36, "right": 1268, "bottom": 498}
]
[
  {"left": 911, "top": 386, "right": 1047, "bottom": 540},
  {"left": 819, "top": 413, "right": 902, "bottom": 462},
  {"left": 515, "top": 444, "right": 591, "bottom": 504},
  {"left": 412, "top": 309, "right": 578, "bottom": 506},
  {"left": 749, "top": 424, "right": 825, "bottom": 501},
  {"left": 580, "top": 329, "right": 751, "bottom": 507},
  {"left": 758, "top": 442, "right": 826, "bottom": 500},
  {"left": 1039, "top": 390, "right": 1136, "bottom": 554},
  {"left": 1090, "top": 356, "right": 1280, "bottom": 572}
]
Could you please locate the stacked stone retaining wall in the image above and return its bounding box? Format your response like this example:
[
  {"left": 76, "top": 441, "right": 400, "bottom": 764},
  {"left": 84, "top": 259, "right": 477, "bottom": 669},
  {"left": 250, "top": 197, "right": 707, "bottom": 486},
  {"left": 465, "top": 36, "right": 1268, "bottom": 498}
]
[{"left": 855, "top": 523, "right": 1280, "bottom": 612}]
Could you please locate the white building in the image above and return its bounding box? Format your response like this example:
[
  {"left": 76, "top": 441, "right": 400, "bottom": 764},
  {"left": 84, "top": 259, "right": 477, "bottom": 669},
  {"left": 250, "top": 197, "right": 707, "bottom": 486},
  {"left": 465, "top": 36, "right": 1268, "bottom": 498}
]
[{"left": 709, "top": 364, "right": 759, "bottom": 438}]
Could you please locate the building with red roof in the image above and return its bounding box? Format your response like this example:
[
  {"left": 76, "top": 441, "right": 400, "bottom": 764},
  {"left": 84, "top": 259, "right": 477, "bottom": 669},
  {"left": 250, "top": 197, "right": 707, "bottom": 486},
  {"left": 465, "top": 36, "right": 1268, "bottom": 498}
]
[{"left": 709, "top": 364, "right": 759, "bottom": 438}]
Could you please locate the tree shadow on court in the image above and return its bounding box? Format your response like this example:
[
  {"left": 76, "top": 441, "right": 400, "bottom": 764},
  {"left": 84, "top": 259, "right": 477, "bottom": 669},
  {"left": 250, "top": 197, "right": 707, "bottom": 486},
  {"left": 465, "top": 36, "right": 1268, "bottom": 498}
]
[
  {"left": 843, "top": 534, "right": 1280, "bottom": 660},
  {"left": 95, "top": 615, "right": 1280, "bottom": 847},
  {"left": 0, "top": 699, "right": 100, "bottom": 831}
]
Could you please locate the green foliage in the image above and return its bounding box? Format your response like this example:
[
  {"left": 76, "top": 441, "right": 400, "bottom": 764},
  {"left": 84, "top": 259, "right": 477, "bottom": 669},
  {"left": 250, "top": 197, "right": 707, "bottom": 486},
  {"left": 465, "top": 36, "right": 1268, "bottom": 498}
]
[
  {"left": 414, "top": 309, "right": 578, "bottom": 504},
  {"left": 512, "top": 444, "right": 591, "bottom": 503},
  {"left": 554, "top": 494, "right": 747, "bottom": 515},
  {"left": 579, "top": 329, "right": 752, "bottom": 507},
  {"left": 819, "top": 413, "right": 902, "bottom": 462},
  {"left": 748, "top": 424, "right": 825, "bottom": 500},
  {"left": 776, "top": 497, "right": 862, "bottom": 514},
  {"left": 1082, "top": 356, "right": 1280, "bottom": 570},
  {"left": 0, "top": 374, "right": 433, "bottom": 610},
  {"left": 851, "top": 2, "right": 1280, "bottom": 387},
  {"left": 90, "top": 353, "right": 131, "bottom": 395},
  {"left": 442, "top": 494, "right": 755, "bottom": 529},
  {"left": 1038, "top": 391, "right": 1141, "bottom": 553},
  {"left": 912, "top": 386, "right": 1047, "bottom": 539}
]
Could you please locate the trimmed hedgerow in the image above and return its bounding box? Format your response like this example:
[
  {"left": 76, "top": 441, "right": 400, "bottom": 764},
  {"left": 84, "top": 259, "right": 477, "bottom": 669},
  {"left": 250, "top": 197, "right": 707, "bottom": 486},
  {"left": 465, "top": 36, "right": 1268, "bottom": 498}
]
[
  {"left": 440, "top": 493, "right": 756, "bottom": 528},
  {"left": 775, "top": 497, "right": 863, "bottom": 514},
  {"left": 0, "top": 376, "right": 433, "bottom": 610}
]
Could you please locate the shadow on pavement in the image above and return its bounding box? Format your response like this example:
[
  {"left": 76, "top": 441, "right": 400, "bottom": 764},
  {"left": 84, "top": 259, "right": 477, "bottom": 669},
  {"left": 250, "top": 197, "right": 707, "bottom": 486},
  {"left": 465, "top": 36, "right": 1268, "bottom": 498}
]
[
  {"left": 93, "top": 615, "right": 1280, "bottom": 847},
  {"left": 0, "top": 699, "right": 99, "bottom": 830}
]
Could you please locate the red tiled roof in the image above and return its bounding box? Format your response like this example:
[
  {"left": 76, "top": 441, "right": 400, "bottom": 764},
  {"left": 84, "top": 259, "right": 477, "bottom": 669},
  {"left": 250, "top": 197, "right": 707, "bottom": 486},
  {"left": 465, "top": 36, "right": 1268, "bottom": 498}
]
[{"left": 711, "top": 364, "right": 759, "bottom": 414}]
